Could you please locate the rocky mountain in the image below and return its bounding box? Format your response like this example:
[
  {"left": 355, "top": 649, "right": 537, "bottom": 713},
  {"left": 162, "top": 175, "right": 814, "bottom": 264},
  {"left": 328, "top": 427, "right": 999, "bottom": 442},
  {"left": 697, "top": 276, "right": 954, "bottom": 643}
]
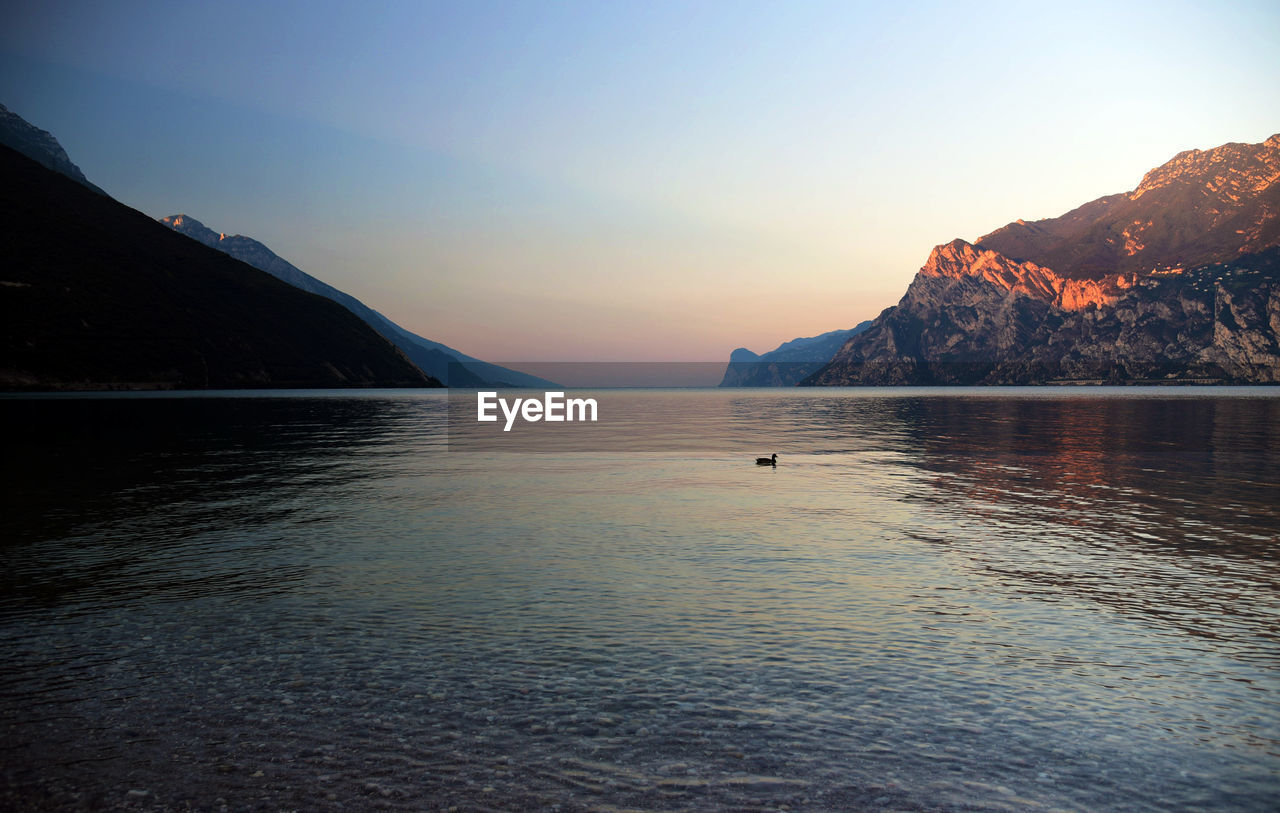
[
  {"left": 0, "top": 103, "right": 106, "bottom": 196},
  {"left": 0, "top": 143, "right": 437, "bottom": 390},
  {"left": 807, "top": 134, "right": 1280, "bottom": 385},
  {"left": 160, "top": 215, "right": 553, "bottom": 388},
  {"left": 720, "top": 322, "right": 871, "bottom": 386},
  {"left": 978, "top": 135, "right": 1280, "bottom": 279}
]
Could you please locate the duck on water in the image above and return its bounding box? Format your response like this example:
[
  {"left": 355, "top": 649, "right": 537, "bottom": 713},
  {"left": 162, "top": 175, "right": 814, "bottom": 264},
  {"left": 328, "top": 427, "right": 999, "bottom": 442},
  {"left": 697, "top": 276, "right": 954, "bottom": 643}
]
[{"left": 756, "top": 453, "right": 777, "bottom": 466}]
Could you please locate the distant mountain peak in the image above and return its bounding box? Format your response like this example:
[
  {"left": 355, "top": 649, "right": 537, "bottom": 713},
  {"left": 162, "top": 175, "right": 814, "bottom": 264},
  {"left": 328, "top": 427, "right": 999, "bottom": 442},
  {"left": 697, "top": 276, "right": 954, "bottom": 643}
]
[
  {"left": 163, "top": 213, "right": 202, "bottom": 230},
  {"left": 719, "top": 322, "right": 873, "bottom": 386},
  {"left": 160, "top": 214, "right": 220, "bottom": 244}
]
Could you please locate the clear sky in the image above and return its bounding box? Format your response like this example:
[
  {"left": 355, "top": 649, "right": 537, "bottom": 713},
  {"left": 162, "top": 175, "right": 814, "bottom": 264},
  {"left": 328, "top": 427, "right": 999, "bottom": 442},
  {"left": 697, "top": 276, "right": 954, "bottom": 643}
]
[{"left": 2, "top": 0, "right": 1278, "bottom": 361}]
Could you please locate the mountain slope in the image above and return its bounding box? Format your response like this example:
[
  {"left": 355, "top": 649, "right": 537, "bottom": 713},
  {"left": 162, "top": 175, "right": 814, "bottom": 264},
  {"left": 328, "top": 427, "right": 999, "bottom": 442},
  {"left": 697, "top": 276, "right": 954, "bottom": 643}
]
[
  {"left": 160, "top": 215, "right": 554, "bottom": 388},
  {"left": 0, "top": 103, "right": 107, "bottom": 196},
  {"left": 720, "top": 322, "right": 871, "bottom": 386},
  {"left": 977, "top": 135, "right": 1280, "bottom": 279},
  {"left": 0, "top": 145, "right": 437, "bottom": 390},
  {"left": 807, "top": 134, "right": 1280, "bottom": 386}
]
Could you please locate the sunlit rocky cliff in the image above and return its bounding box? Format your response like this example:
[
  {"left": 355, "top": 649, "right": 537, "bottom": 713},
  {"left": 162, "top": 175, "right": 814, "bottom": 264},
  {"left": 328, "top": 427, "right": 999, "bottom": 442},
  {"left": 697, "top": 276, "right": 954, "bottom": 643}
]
[{"left": 807, "top": 134, "right": 1280, "bottom": 385}]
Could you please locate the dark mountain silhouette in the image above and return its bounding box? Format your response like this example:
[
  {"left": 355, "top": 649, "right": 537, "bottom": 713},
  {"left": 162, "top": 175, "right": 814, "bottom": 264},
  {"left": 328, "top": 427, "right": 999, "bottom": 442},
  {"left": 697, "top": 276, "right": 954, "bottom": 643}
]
[
  {"left": 720, "top": 322, "right": 872, "bottom": 386},
  {"left": 0, "top": 144, "right": 437, "bottom": 390},
  {"left": 159, "top": 215, "right": 555, "bottom": 388},
  {"left": 807, "top": 134, "right": 1280, "bottom": 385}
]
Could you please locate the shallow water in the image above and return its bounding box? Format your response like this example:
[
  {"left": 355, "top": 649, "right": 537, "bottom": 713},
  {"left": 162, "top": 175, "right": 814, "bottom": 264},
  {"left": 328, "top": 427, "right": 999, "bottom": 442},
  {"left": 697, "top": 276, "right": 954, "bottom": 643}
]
[{"left": 1, "top": 388, "right": 1277, "bottom": 811}]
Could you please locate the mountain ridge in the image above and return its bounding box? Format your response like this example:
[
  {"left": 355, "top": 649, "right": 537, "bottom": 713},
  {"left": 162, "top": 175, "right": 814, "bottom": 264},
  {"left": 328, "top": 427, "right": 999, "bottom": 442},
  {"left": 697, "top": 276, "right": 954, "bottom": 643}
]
[
  {"left": 160, "top": 215, "right": 554, "bottom": 388},
  {"left": 0, "top": 144, "right": 437, "bottom": 390},
  {"left": 807, "top": 134, "right": 1280, "bottom": 386},
  {"left": 975, "top": 134, "right": 1280, "bottom": 279},
  {"left": 0, "top": 103, "right": 106, "bottom": 196},
  {"left": 720, "top": 323, "right": 872, "bottom": 386}
]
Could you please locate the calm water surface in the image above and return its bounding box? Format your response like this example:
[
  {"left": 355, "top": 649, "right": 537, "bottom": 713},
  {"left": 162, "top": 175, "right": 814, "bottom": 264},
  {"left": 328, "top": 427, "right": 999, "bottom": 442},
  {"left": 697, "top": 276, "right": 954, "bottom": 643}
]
[{"left": 1, "top": 388, "right": 1277, "bottom": 811}]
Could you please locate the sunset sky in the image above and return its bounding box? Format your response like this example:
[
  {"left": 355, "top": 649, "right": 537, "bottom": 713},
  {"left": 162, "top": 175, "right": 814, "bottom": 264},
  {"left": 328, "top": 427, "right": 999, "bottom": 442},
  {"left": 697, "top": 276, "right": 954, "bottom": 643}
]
[{"left": 2, "top": 0, "right": 1278, "bottom": 362}]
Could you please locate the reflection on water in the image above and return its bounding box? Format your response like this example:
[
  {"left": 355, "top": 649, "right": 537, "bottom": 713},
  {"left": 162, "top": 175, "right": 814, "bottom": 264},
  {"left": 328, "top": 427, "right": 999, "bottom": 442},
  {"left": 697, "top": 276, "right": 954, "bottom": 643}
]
[
  {"left": 1, "top": 394, "right": 438, "bottom": 612},
  {"left": 882, "top": 396, "right": 1279, "bottom": 660},
  {"left": 1, "top": 389, "right": 1277, "bottom": 811}
]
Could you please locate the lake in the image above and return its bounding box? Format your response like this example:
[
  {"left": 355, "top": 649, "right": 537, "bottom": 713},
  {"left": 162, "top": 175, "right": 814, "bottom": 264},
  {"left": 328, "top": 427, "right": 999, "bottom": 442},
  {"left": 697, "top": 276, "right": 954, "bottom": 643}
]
[{"left": 1, "top": 388, "right": 1277, "bottom": 811}]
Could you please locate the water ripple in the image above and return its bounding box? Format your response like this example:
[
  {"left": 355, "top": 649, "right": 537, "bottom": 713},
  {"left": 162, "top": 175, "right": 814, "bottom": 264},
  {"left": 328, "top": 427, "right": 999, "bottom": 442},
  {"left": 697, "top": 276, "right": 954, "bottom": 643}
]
[{"left": 1, "top": 389, "right": 1277, "bottom": 810}]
